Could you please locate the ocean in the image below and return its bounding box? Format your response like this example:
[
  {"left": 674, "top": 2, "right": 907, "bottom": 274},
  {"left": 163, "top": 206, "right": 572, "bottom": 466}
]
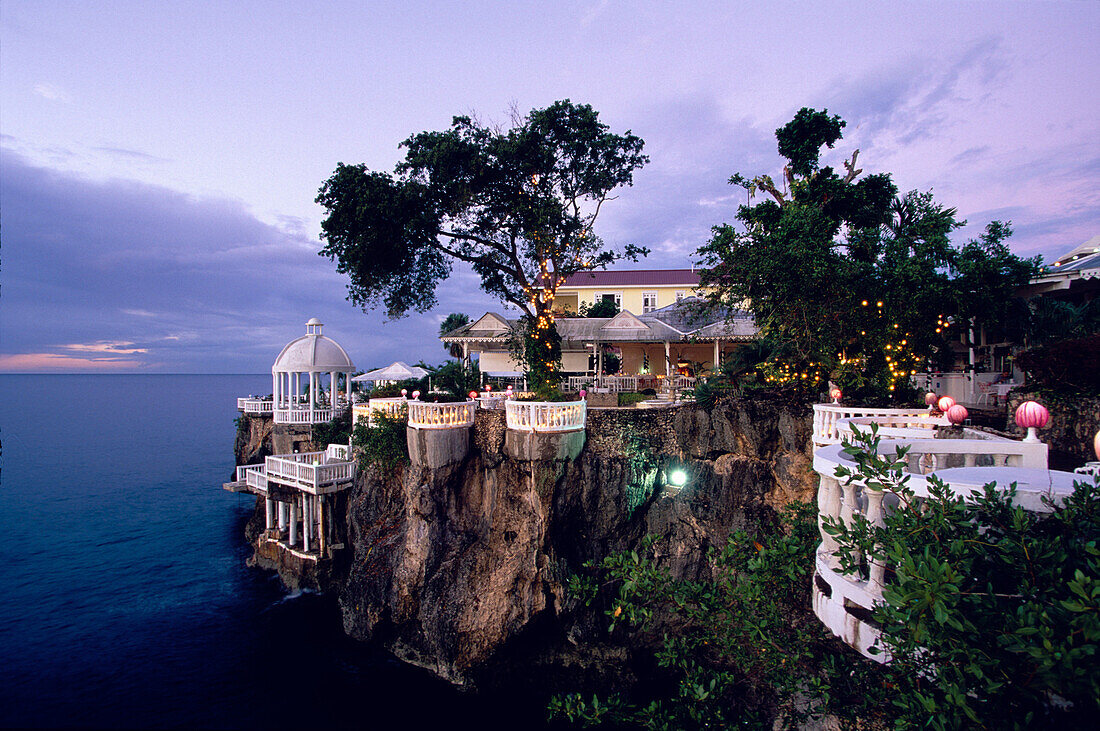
[{"left": 0, "top": 374, "right": 547, "bottom": 729}]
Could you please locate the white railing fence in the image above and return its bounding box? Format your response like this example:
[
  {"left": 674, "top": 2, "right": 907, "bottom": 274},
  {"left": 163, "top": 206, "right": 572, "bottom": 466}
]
[
  {"left": 274, "top": 407, "right": 336, "bottom": 425},
  {"left": 505, "top": 400, "right": 587, "bottom": 432},
  {"left": 407, "top": 400, "right": 477, "bottom": 429},
  {"left": 265, "top": 451, "right": 355, "bottom": 491},
  {"left": 326, "top": 443, "right": 350, "bottom": 461},
  {"left": 243, "top": 465, "right": 268, "bottom": 492},
  {"left": 812, "top": 434, "right": 1054, "bottom": 660},
  {"left": 237, "top": 397, "right": 274, "bottom": 414},
  {"left": 353, "top": 397, "right": 408, "bottom": 427},
  {"left": 812, "top": 404, "right": 939, "bottom": 447}
]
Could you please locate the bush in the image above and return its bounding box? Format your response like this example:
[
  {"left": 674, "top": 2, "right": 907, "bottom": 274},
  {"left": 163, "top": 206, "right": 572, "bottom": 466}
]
[
  {"left": 618, "top": 392, "right": 647, "bottom": 407},
  {"left": 1016, "top": 333, "right": 1100, "bottom": 396},
  {"left": 823, "top": 427, "right": 1100, "bottom": 729},
  {"left": 312, "top": 409, "right": 351, "bottom": 445},
  {"left": 351, "top": 413, "right": 408, "bottom": 469}
]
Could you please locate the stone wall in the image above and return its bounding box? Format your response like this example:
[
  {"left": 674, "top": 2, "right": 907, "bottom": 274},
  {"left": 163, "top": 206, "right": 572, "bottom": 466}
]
[{"left": 1006, "top": 392, "right": 1100, "bottom": 466}]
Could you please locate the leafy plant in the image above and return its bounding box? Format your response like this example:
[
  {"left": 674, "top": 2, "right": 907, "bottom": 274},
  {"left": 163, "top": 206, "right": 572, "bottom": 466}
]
[
  {"left": 351, "top": 413, "right": 409, "bottom": 469},
  {"left": 617, "top": 392, "right": 647, "bottom": 407},
  {"left": 824, "top": 427, "right": 1100, "bottom": 729}
]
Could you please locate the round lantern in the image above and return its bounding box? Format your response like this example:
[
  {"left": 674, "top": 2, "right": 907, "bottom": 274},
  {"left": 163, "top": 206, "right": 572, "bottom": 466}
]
[
  {"left": 579, "top": 389, "right": 587, "bottom": 399},
  {"left": 945, "top": 404, "right": 968, "bottom": 425},
  {"left": 1094, "top": 429, "right": 1100, "bottom": 461},
  {"left": 400, "top": 388, "right": 407, "bottom": 397},
  {"left": 412, "top": 390, "right": 421, "bottom": 400},
  {"left": 829, "top": 387, "right": 842, "bottom": 404},
  {"left": 925, "top": 392, "right": 938, "bottom": 406},
  {"left": 1014, "top": 400, "right": 1050, "bottom": 443},
  {"left": 937, "top": 396, "right": 956, "bottom": 412},
  {"left": 469, "top": 391, "right": 478, "bottom": 400}
]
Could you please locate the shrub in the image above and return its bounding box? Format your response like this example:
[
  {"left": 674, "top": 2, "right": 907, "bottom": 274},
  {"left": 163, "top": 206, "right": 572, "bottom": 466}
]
[
  {"left": 312, "top": 409, "right": 351, "bottom": 445},
  {"left": 1016, "top": 333, "right": 1100, "bottom": 396},
  {"left": 351, "top": 413, "right": 408, "bottom": 469},
  {"left": 617, "top": 392, "right": 647, "bottom": 407}
]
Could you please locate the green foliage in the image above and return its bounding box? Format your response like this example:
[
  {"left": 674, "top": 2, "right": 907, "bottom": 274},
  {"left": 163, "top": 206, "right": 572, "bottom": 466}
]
[
  {"left": 351, "top": 413, "right": 409, "bottom": 470},
  {"left": 317, "top": 100, "right": 648, "bottom": 328},
  {"left": 698, "top": 108, "right": 1040, "bottom": 402},
  {"left": 438, "top": 312, "right": 470, "bottom": 357},
  {"left": 580, "top": 298, "right": 621, "bottom": 318},
  {"left": 552, "top": 504, "right": 880, "bottom": 729},
  {"left": 825, "top": 427, "right": 1100, "bottom": 729},
  {"left": 617, "top": 392, "right": 647, "bottom": 407},
  {"left": 429, "top": 359, "right": 481, "bottom": 399},
  {"left": 311, "top": 409, "right": 351, "bottom": 445},
  {"left": 1016, "top": 333, "right": 1100, "bottom": 396}
]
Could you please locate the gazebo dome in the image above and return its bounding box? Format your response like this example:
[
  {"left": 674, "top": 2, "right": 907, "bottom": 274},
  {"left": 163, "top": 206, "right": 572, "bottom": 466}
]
[{"left": 272, "top": 319, "right": 355, "bottom": 373}]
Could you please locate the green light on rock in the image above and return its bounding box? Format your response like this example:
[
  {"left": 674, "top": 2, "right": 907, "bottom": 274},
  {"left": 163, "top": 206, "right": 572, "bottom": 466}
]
[{"left": 668, "top": 469, "right": 688, "bottom": 488}]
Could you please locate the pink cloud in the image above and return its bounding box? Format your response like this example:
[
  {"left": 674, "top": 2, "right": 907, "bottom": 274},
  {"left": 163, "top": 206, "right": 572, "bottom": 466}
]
[{"left": 0, "top": 353, "right": 144, "bottom": 371}]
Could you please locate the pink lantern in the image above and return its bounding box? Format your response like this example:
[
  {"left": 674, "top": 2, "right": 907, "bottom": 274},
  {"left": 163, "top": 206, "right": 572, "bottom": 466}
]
[
  {"left": 579, "top": 389, "right": 587, "bottom": 399},
  {"left": 937, "top": 396, "right": 956, "bottom": 412},
  {"left": 945, "top": 404, "right": 968, "bottom": 425},
  {"left": 1014, "top": 400, "right": 1050, "bottom": 443},
  {"left": 468, "top": 391, "right": 478, "bottom": 400},
  {"left": 400, "top": 389, "right": 407, "bottom": 397},
  {"left": 829, "top": 387, "right": 842, "bottom": 404},
  {"left": 412, "top": 390, "right": 421, "bottom": 400},
  {"left": 1094, "top": 429, "right": 1100, "bottom": 461},
  {"left": 924, "top": 392, "right": 938, "bottom": 406}
]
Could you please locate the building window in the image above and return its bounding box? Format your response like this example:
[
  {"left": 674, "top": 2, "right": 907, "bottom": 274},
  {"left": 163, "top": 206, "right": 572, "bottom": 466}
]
[
  {"left": 675, "top": 290, "right": 686, "bottom": 302},
  {"left": 642, "top": 292, "right": 658, "bottom": 313},
  {"left": 597, "top": 292, "right": 622, "bottom": 307}
]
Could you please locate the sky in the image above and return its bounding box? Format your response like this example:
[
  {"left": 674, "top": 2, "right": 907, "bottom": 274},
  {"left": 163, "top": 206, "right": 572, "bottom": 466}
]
[{"left": 2, "top": 1, "right": 1097, "bottom": 373}]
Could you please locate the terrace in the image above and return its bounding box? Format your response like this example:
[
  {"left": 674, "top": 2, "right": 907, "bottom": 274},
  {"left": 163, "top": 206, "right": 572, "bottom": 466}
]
[{"left": 810, "top": 403, "right": 1083, "bottom": 661}]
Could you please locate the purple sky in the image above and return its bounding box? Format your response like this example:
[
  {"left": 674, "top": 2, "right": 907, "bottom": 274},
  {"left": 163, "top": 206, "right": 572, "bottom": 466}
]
[{"left": 2, "top": 1, "right": 1097, "bottom": 373}]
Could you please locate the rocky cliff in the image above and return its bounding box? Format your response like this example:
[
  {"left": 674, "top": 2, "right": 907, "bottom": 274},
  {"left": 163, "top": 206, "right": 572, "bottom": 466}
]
[{"left": 234, "top": 395, "right": 817, "bottom": 692}]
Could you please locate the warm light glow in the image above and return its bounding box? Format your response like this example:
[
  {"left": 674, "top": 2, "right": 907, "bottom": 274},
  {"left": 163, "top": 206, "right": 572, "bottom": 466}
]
[{"left": 668, "top": 469, "right": 688, "bottom": 487}]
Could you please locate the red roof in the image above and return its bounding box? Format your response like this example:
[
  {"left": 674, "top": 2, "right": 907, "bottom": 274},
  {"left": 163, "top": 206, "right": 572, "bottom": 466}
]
[{"left": 561, "top": 268, "right": 700, "bottom": 287}]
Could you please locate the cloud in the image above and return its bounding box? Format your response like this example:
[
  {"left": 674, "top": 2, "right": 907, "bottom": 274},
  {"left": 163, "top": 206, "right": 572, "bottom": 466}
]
[
  {"left": 33, "top": 83, "right": 71, "bottom": 103},
  {"left": 0, "top": 150, "right": 507, "bottom": 373}
]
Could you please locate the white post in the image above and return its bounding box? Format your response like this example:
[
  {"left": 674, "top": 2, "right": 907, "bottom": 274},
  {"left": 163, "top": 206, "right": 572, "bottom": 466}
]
[
  {"left": 289, "top": 499, "right": 299, "bottom": 546},
  {"left": 302, "top": 497, "right": 311, "bottom": 552},
  {"left": 278, "top": 501, "right": 288, "bottom": 531},
  {"left": 272, "top": 372, "right": 278, "bottom": 406},
  {"left": 318, "top": 497, "right": 326, "bottom": 556},
  {"left": 713, "top": 340, "right": 720, "bottom": 373},
  {"left": 265, "top": 498, "right": 275, "bottom": 531},
  {"left": 664, "top": 341, "right": 671, "bottom": 378}
]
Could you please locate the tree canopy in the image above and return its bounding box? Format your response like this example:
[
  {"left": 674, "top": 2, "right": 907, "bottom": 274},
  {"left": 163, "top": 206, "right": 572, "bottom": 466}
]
[
  {"left": 697, "top": 108, "right": 1040, "bottom": 400},
  {"left": 317, "top": 101, "right": 648, "bottom": 390}
]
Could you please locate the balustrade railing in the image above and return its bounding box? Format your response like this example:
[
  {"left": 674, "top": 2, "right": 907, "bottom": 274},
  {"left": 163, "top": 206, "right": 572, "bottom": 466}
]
[
  {"left": 237, "top": 397, "right": 274, "bottom": 414},
  {"left": 241, "top": 464, "right": 268, "bottom": 492},
  {"left": 265, "top": 451, "right": 355, "bottom": 492},
  {"left": 812, "top": 404, "right": 939, "bottom": 447},
  {"left": 505, "top": 400, "right": 586, "bottom": 432},
  {"left": 274, "top": 407, "right": 336, "bottom": 425},
  {"left": 326, "top": 443, "right": 350, "bottom": 461},
  {"left": 407, "top": 400, "right": 476, "bottom": 429},
  {"left": 353, "top": 397, "right": 408, "bottom": 427},
  {"left": 812, "top": 433, "right": 1055, "bottom": 660}
]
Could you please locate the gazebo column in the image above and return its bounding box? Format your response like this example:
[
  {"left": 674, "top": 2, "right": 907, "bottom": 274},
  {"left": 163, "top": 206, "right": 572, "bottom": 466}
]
[
  {"left": 346, "top": 371, "right": 352, "bottom": 406},
  {"left": 664, "top": 341, "right": 671, "bottom": 378},
  {"left": 309, "top": 372, "right": 316, "bottom": 412},
  {"left": 272, "top": 372, "right": 277, "bottom": 404},
  {"left": 331, "top": 370, "right": 338, "bottom": 407},
  {"left": 289, "top": 498, "right": 299, "bottom": 546},
  {"left": 713, "top": 339, "right": 720, "bottom": 372}
]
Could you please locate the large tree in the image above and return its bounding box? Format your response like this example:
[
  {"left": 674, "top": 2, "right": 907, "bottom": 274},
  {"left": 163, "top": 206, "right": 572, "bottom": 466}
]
[
  {"left": 697, "top": 108, "right": 1040, "bottom": 400},
  {"left": 316, "top": 100, "right": 649, "bottom": 392}
]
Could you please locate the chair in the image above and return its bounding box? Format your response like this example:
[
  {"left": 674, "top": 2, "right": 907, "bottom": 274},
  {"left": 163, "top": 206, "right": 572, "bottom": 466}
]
[{"left": 974, "top": 380, "right": 995, "bottom": 406}]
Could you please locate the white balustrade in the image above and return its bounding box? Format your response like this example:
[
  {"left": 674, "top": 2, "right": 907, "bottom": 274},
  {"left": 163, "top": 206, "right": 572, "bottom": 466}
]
[
  {"left": 326, "top": 443, "right": 350, "bottom": 461},
  {"left": 476, "top": 395, "right": 506, "bottom": 410},
  {"left": 812, "top": 432, "right": 1062, "bottom": 661},
  {"left": 505, "top": 400, "right": 586, "bottom": 432},
  {"left": 671, "top": 375, "right": 696, "bottom": 391},
  {"left": 264, "top": 451, "right": 356, "bottom": 493},
  {"left": 237, "top": 397, "right": 274, "bottom": 414},
  {"left": 243, "top": 465, "right": 268, "bottom": 492},
  {"left": 273, "top": 407, "right": 336, "bottom": 425},
  {"left": 565, "top": 375, "right": 593, "bottom": 391},
  {"left": 812, "top": 404, "right": 937, "bottom": 447},
  {"left": 353, "top": 397, "right": 408, "bottom": 427},
  {"left": 407, "top": 400, "right": 477, "bottom": 429}
]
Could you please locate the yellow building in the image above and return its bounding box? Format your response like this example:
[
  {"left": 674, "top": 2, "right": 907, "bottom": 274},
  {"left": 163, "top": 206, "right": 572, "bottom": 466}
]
[{"left": 553, "top": 268, "right": 704, "bottom": 314}]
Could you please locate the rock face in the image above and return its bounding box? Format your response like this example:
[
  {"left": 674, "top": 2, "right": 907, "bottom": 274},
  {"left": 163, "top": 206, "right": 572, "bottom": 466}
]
[{"left": 335, "top": 394, "right": 816, "bottom": 689}]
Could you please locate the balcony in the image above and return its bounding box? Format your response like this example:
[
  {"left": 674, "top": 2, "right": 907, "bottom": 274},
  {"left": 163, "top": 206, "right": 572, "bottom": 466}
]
[
  {"left": 264, "top": 451, "right": 355, "bottom": 494},
  {"left": 237, "top": 397, "right": 274, "bottom": 414},
  {"left": 505, "top": 400, "right": 586, "bottom": 432},
  {"left": 407, "top": 400, "right": 477, "bottom": 429}
]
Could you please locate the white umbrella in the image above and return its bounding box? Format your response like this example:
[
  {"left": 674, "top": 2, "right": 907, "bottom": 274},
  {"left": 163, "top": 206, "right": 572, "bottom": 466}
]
[{"left": 351, "top": 362, "right": 430, "bottom": 383}]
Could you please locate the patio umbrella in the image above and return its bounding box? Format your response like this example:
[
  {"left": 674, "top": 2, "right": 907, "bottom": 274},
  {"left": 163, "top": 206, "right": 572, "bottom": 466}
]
[{"left": 351, "top": 362, "right": 430, "bottom": 383}]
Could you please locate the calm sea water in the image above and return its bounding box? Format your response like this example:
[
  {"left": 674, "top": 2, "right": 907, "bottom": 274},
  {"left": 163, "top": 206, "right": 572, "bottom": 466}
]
[{"left": 0, "top": 375, "right": 546, "bottom": 729}]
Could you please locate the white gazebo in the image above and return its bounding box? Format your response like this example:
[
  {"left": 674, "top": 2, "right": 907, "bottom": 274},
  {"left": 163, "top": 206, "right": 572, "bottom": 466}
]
[
  {"left": 272, "top": 318, "right": 356, "bottom": 424},
  {"left": 350, "top": 361, "right": 430, "bottom": 386}
]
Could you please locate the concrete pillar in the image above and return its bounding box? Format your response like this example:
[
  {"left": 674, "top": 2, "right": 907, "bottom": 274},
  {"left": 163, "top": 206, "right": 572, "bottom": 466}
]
[
  {"left": 272, "top": 372, "right": 277, "bottom": 405},
  {"left": 713, "top": 340, "right": 720, "bottom": 373},
  {"left": 318, "top": 497, "right": 326, "bottom": 556},
  {"left": 278, "top": 502, "right": 288, "bottom": 531},
  {"left": 289, "top": 499, "right": 299, "bottom": 546},
  {"left": 302, "top": 496, "right": 311, "bottom": 552},
  {"left": 664, "top": 341, "right": 671, "bottom": 377},
  {"left": 265, "top": 498, "right": 275, "bottom": 531}
]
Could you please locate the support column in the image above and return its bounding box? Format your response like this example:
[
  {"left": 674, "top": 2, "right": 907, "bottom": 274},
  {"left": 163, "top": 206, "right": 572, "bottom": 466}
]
[
  {"left": 302, "top": 496, "right": 311, "bottom": 552},
  {"left": 664, "top": 341, "right": 671, "bottom": 377},
  {"left": 265, "top": 498, "right": 275, "bottom": 531},
  {"left": 289, "top": 498, "right": 299, "bottom": 546},
  {"left": 713, "top": 340, "right": 720, "bottom": 373},
  {"left": 272, "top": 372, "right": 278, "bottom": 405},
  {"left": 318, "top": 497, "right": 326, "bottom": 556},
  {"left": 278, "top": 502, "right": 288, "bottom": 531}
]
